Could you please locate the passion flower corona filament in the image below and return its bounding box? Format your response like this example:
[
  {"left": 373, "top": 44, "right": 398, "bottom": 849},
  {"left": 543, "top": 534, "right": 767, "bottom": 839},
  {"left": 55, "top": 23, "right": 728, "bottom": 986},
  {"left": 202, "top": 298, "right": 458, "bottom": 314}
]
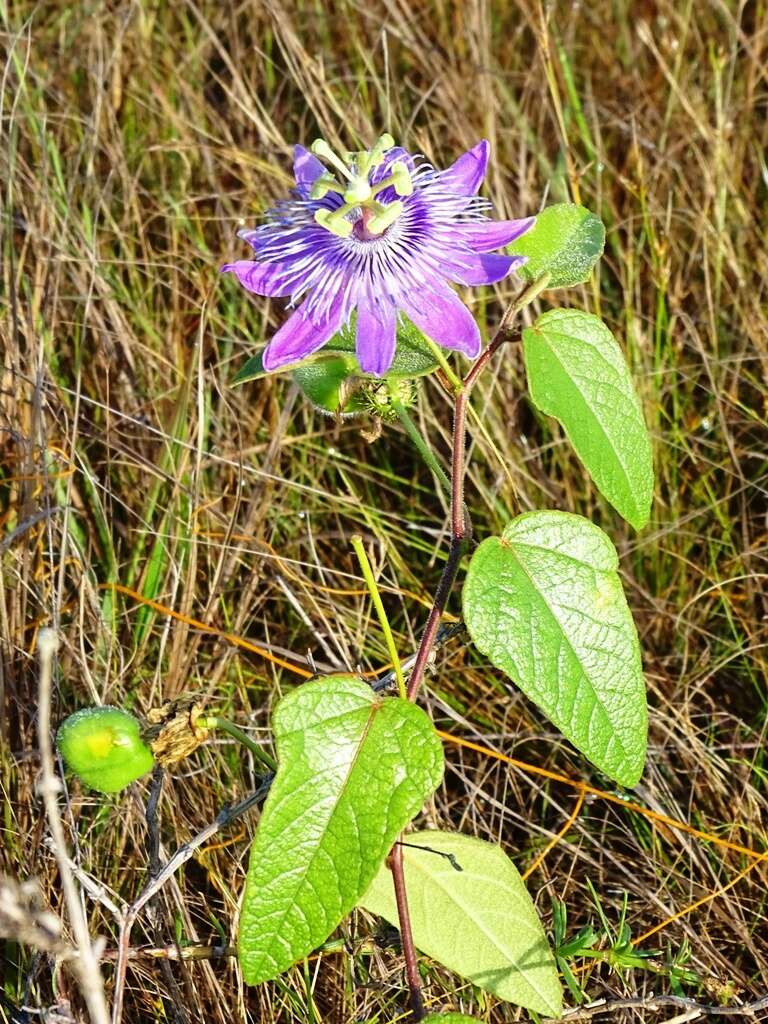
[{"left": 222, "top": 135, "right": 534, "bottom": 376}]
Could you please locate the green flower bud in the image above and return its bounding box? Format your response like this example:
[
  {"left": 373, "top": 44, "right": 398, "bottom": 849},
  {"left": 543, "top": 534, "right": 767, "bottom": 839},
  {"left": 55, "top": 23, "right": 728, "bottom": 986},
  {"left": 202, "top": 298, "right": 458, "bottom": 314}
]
[
  {"left": 293, "top": 356, "right": 368, "bottom": 417},
  {"left": 56, "top": 706, "right": 154, "bottom": 793}
]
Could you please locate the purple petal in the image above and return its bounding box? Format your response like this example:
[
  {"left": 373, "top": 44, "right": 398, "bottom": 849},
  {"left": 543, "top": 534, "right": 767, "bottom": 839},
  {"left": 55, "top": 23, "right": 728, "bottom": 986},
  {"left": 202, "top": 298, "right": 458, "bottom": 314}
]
[
  {"left": 236, "top": 228, "right": 263, "bottom": 254},
  {"left": 221, "top": 260, "right": 293, "bottom": 297},
  {"left": 263, "top": 300, "right": 346, "bottom": 370},
  {"left": 439, "top": 140, "right": 489, "bottom": 196},
  {"left": 445, "top": 252, "right": 518, "bottom": 287},
  {"left": 355, "top": 301, "right": 397, "bottom": 376},
  {"left": 401, "top": 287, "right": 481, "bottom": 359},
  {"left": 458, "top": 216, "right": 535, "bottom": 252},
  {"left": 293, "top": 145, "right": 326, "bottom": 196}
]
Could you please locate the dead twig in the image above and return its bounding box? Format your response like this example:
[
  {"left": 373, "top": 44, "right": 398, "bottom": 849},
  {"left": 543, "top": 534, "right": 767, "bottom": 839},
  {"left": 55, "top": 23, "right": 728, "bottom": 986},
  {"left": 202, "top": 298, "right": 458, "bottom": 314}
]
[
  {"left": 109, "top": 776, "right": 272, "bottom": 1024},
  {"left": 37, "top": 629, "right": 110, "bottom": 1024},
  {"left": 550, "top": 993, "right": 768, "bottom": 1021},
  {"left": 101, "top": 943, "right": 236, "bottom": 962}
]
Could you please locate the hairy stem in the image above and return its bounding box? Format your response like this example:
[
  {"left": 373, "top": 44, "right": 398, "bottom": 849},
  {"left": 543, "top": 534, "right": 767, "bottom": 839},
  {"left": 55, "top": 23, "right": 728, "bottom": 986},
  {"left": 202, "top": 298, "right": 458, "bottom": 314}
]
[
  {"left": 393, "top": 276, "right": 549, "bottom": 1010},
  {"left": 405, "top": 536, "right": 465, "bottom": 700}
]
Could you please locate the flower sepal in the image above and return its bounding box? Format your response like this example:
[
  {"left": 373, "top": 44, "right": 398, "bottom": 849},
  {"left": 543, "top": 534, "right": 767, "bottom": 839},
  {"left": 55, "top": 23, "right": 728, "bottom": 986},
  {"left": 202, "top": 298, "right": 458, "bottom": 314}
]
[
  {"left": 293, "top": 355, "right": 369, "bottom": 417},
  {"left": 292, "top": 357, "right": 416, "bottom": 421},
  {"left": 232, "top": 316, "right": 440, "bottom": 388}
]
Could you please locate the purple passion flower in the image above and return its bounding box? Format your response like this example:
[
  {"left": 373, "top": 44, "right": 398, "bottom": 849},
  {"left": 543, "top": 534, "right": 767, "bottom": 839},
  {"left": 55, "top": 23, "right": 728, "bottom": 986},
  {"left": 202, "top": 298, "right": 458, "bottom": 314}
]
[{"left": 222, "top": 134, "right": 533, "bottom": 377}]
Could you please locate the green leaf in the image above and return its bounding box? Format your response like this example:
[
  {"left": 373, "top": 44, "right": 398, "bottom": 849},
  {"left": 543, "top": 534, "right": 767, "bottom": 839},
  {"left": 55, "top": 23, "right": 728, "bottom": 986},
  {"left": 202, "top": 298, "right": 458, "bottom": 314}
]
[
  {"left": 239, "top": 675, "right": 444, "bottom": 984},
  {"left": 232, "top": 314, "right": 438, "bottom": 386},
  {"left": 508, "top": 203, "right": 605, "bottom": 287},
  {"left": 232, "top": 349, "right": 268, "bottom": 385},
  {"left": 523, "top": 309, "right": 653, "bottom": 529},
  {"left": 359, "top": 830, "right": 562, "bottom": 1017},
  {"left": 462, "top": 511, "right": 647, "bottom": 786}
]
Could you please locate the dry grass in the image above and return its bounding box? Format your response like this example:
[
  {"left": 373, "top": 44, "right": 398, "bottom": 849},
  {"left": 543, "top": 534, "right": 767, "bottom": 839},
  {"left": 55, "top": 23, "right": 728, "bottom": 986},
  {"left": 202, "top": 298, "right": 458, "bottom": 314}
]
[{"left": 2, "top": 1, "right": 768, "bottom": 1021}]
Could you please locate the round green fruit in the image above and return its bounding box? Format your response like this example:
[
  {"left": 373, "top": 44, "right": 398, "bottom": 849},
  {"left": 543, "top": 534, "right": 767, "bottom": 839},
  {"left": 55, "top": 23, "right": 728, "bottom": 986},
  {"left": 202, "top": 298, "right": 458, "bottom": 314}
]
[{"left": 57, "top": 706, "right": 154, "bottom": 793}]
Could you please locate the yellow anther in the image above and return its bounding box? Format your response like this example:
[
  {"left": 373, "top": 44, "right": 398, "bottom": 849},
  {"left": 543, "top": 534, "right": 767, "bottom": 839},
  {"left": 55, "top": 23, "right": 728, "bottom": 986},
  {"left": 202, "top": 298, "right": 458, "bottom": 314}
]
[
  {"left": 390, "top": 162, "right": 414, "bottom": 196},
  {"left": 371, "top": 163, "right": 414, "bottom": 200},
  {"left": 355, "top": 134, "right": 395, "bottom": 177},
  {"left": 310, "top": 139, "right": 353, "bottom": 181},
  {"left": 367, "top": 201, "right": 404, "bottom": 235},
  {"left": 310, "top": 174, "right": 344, "bottom": 200},
  {"left": 314, "top": 207, "right": 353, "bottom": 238},
  {"left": 373, "top": 133, "right": 395, "bottom": 156}
]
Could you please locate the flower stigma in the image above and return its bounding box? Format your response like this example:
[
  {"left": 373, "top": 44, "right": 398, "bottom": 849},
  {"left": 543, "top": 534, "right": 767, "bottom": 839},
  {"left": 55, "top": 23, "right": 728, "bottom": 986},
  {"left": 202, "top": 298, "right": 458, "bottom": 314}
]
[{"left": 309, "top": 134, "right": 412, "bottom": 240}]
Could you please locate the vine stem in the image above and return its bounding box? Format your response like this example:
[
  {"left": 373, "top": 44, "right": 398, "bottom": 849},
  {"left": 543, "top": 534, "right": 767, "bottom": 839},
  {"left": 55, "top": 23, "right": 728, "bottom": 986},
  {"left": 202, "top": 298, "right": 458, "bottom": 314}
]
[
  {"left": 392, "top": 276, "right": 549, "bottom": 1016},
  {"left": 111, "top": 780, "right": 272, "bottom": 1024},
  {"left": 388, "top": 843, "right": 424, "bottom": 1020},
  {"left": 404, "top": 280, "right": 548, "bottom": 702}
]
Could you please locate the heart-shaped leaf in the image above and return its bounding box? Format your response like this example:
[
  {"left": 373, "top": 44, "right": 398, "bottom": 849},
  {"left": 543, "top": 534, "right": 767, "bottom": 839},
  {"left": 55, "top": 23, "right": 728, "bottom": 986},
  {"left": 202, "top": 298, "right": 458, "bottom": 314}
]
[
  {"left": 508, "top": 203, "right": 605, "bottom": 287},
  {"left": 239, "top": 675, "right": 444, "bottom": 984},
  {"left": 359, "top": 830, "right": 562, "bottom": 1017},
  {"left": 524, "top": 309, "right": 653, "bottom": 529},
  {"left": 462, "top": 511, "right": 647, "bottom": 786}
]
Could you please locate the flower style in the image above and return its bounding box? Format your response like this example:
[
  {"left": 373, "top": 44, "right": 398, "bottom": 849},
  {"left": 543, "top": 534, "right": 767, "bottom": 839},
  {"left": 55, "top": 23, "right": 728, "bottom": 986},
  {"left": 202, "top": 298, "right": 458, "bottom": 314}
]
[{"left": 222, "top": 135, "right": 533, "bottom": 377}]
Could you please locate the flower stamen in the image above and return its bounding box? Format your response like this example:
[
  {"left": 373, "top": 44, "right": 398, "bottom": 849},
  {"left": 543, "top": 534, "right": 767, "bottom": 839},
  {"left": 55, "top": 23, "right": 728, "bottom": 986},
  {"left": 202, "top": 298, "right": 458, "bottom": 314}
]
[
  {"left": 310, "top": 174, "right": 345, "bottom": 200},
  {"left": 314, "top": 206, "right": 354, "bottom": 238},
  {"left": 310, "top": 134, "right": 411, "bottom": 239},
  {"left": 310, "top": 139, "right": 354, "bottom": 181},
  {"left": 367, "top": 201, "right": 404, "bottom": 234},
  {"left": 371, "top": 161, "right": 413, "bottom": 198}
]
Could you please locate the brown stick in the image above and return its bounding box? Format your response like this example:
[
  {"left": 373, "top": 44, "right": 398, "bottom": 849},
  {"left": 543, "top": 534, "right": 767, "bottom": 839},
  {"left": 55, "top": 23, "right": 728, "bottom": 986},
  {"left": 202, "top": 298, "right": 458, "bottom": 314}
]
[
  {"left": 549, "top": 993, "right": 768, "bottom": 1021},
  {"left": 37, "top": 629, "right": 110, "bottom": 1024}
]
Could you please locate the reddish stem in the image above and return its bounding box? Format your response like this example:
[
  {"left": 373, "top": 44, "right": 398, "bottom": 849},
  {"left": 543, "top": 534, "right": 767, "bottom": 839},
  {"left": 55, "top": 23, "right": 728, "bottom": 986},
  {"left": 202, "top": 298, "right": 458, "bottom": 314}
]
[
  {"left": 389, "top": 843, "right": 425, "bottom": 1020},
  {"left": 393, "top": 291, "right": 533, "bottom": 1015},
  {"left": 405, "top": 318, "right": 521, "bottom": 702}
]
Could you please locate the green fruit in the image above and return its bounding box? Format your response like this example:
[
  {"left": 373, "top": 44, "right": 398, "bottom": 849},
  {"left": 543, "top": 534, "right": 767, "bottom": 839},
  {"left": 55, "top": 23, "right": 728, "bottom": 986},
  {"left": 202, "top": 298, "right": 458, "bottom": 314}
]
[{"left": 57, "top": 706, "right": 154, "bottom": 793}]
